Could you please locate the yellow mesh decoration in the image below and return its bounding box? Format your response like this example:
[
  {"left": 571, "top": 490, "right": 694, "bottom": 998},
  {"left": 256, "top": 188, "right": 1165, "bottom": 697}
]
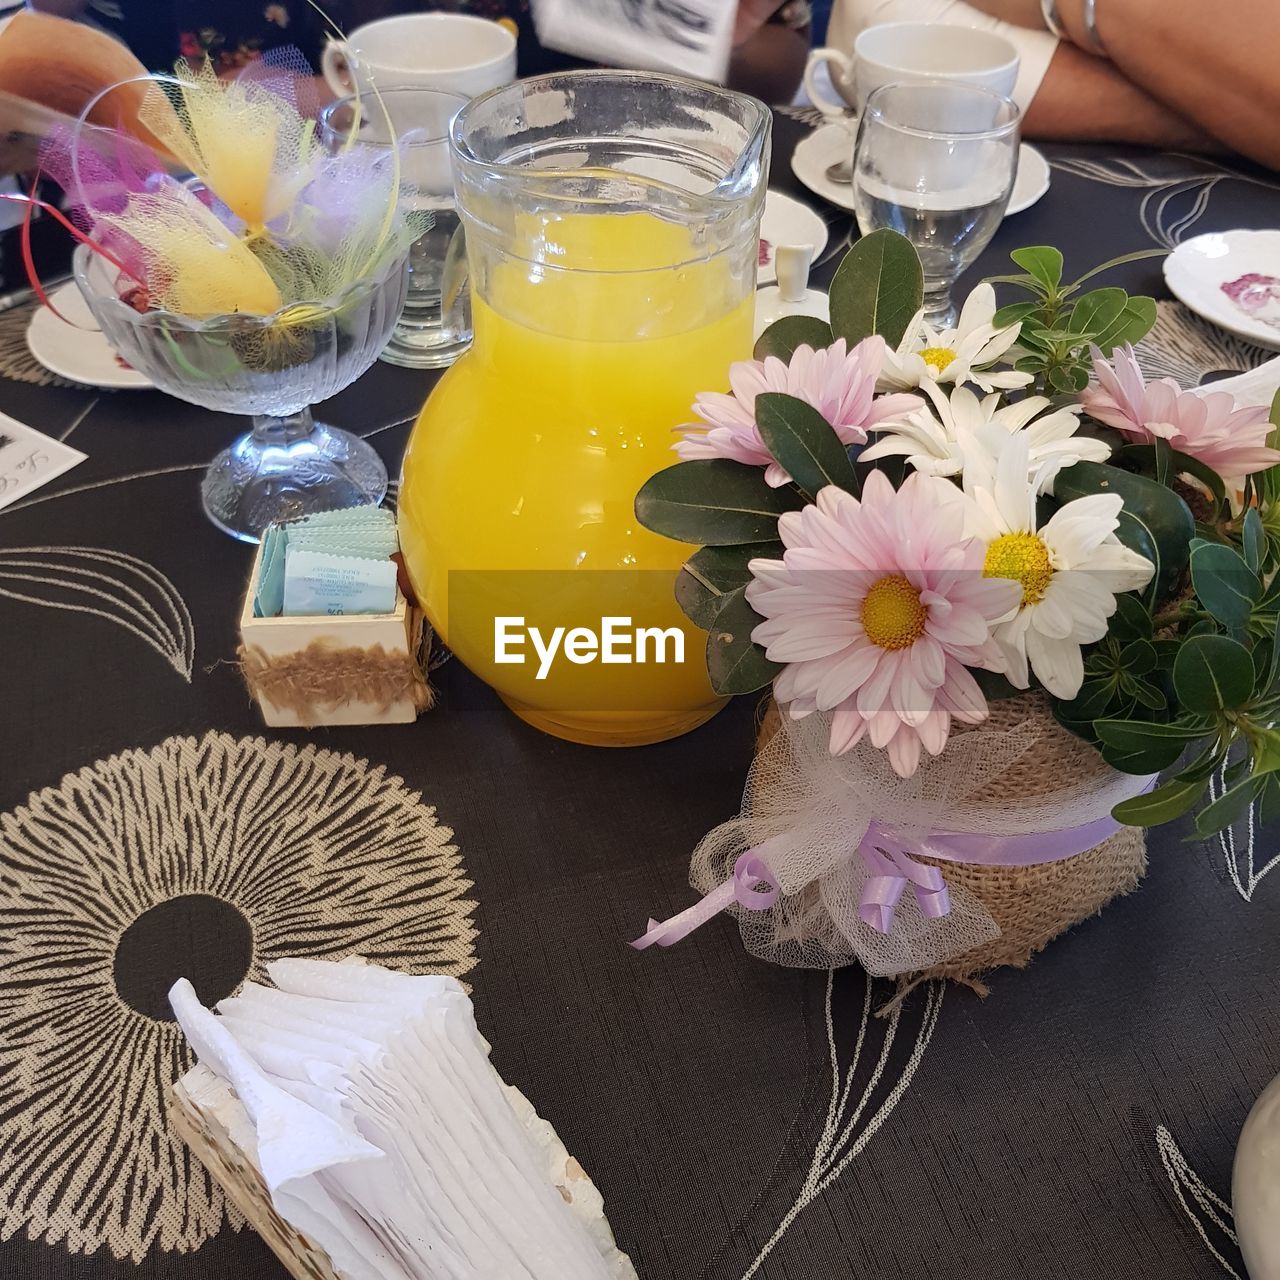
[
  {"left": 139, "top": 62, "right": 318, "bottom": 236},
  {"left": 98, "top": 184, "right": 283, "bottom": 316}
]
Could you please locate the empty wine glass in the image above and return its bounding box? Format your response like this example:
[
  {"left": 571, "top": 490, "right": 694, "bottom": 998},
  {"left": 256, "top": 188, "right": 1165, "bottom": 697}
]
[{"left": 852, "top": 81, "right": 1020, "bottom": 328}]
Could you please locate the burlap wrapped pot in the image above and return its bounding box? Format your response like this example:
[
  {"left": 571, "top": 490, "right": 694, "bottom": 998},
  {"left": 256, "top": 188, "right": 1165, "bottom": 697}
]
[{"left": 755, "top": 693, "right": 1148, "bottom": 1001}]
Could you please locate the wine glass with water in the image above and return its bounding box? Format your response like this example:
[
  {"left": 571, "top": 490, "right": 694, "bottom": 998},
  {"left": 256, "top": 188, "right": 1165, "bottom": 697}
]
[{"left": 852, "top": 81, "right": 1020, "bottom": 328}]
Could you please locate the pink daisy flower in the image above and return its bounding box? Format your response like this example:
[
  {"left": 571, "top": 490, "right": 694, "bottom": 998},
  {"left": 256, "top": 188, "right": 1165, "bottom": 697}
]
[
  {"left": 675, "top": 337, "right": 924, "bottom": 487},
  {"left": 745, "top": 471, "right": 1020, "bottom": 778},
  {"left": 1082, "top": 344, "right": 1280, "bottom": 478}
]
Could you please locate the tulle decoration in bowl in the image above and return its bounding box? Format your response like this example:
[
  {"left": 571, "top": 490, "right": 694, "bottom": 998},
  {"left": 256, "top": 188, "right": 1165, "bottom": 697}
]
[{"left": 74, "top": 244, "right": 408, "bottom": 541}]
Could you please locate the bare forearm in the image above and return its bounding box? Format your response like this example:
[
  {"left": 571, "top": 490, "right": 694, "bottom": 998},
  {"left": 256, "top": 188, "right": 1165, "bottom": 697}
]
[
  {"left": 1060, "top": 0, "right": 1280, "bottom": 167},
  {"left": 1023, "top": 40, "right": 1215, "bottom": 151}
]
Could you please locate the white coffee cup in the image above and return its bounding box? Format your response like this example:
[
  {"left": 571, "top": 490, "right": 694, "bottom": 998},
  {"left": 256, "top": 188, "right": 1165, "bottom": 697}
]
[
  {"left": 804, "top": 22, "right": 1019, "bottom": 119},
  {"left": 322, "top": 13, "right": 517, "bottom": 100}
]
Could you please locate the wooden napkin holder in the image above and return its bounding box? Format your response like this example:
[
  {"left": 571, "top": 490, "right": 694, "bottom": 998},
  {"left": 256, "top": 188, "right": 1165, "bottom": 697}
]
[
  {"left": 170, "top": 1068, "right": 342, "bottom": 1280},
  {"left": 237, "top": 543, "right": 432, "bottom": 729},
  {"left": 169, "top": 1062, "right": 638, "bottom": 1280}
]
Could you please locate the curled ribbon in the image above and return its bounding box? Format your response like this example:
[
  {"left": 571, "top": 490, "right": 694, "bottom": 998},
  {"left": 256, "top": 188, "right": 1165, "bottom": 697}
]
[
  {"left": 630, "top": 843, "right": 781, "bottom": 950},
  {"left": 631, "top": 777, "right": 1156, "bottom": 948},
  {"left": 857, "top": 822, "right": 950, "bottom": 933}
]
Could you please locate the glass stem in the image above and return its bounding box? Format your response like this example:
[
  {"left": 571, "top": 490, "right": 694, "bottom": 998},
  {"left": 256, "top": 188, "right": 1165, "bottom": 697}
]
[
  {"left": 250, "top": 407, "right": 316, "bottom": 447},
  {"left": 921, "top": 279, "right": 958, "bottom": 330}
]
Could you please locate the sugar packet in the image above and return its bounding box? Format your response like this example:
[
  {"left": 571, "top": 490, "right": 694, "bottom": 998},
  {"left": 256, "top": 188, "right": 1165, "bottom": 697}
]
[{"left": 282, "top": 547, "right": 398, "bottom": 617}]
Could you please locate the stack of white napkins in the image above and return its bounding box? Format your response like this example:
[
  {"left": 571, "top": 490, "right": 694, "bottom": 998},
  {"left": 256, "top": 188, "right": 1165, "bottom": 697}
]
[{"left": 169, "top": 960, "right": 636, "bottom": 1280}]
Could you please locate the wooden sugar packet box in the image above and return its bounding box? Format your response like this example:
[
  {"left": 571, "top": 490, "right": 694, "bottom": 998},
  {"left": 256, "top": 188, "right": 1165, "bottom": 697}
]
[{"left": 237, "top": 542, "right": 432, "bottom": 729}]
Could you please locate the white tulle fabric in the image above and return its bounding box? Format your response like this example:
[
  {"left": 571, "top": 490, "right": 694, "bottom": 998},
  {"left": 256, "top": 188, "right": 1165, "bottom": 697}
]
[{"left": 689, "top": 706, "right": 1153, "bottom": 977}]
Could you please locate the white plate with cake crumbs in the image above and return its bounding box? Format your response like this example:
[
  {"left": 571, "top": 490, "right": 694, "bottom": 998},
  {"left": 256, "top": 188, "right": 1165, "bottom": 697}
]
[{"left": 1165, "top": 229, "right": 1280, "bottom": 351}]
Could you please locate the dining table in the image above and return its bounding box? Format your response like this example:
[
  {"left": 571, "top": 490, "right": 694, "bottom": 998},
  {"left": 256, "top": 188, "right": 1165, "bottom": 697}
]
[{"left": 1, "top": 108, "right": 1278, "bottom": 1280}]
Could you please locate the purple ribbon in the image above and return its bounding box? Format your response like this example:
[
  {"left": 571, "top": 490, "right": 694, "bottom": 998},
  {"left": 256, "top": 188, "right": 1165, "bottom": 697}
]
[
  {"left": 630, "top": 842, "right": 782, "bottom": 950},
  {"left": 631, "top": 780, "right": 1156, "bottom": 947}
]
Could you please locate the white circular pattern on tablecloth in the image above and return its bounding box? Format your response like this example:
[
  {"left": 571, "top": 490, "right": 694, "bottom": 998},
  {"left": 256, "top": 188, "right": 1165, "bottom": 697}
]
[{"left": 0, "top": 732, "right": 477, "bottom": 1262}]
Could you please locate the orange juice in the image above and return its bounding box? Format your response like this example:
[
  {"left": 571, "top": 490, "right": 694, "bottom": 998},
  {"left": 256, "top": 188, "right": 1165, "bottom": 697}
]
[{"left": 398, "top": 209, "right": 755, "bottom": 745}]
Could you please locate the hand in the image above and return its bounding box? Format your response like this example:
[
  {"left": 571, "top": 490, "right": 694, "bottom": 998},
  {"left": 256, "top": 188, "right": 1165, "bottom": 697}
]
[{"left": 732, "top": 0, "right": 781, "bottom": 46}]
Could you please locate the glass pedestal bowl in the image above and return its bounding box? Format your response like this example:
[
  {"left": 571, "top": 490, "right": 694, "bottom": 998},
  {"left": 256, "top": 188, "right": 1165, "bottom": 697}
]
[{"left": 74, "top": 245, "right": 409, "bottom": 541}]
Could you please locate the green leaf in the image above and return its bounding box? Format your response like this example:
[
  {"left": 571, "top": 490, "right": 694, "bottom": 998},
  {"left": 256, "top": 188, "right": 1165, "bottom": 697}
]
[
  {"left": 753, "top": 315, "right": 835, "bottom": 363},
  {"left": 972, "top": 669, "right": 1023, "bottom": 701},
  {"left": 1244, "top": 507, "right": 1265, "bottom": 572},
  {"left": 992, "top": 300, "right": 1042, "bottom": 328},
  {"left": 1068, "top": 287, "right": 1128, "bottom": 336},
  {"left": 1010, "top": 246, "right": 1063, "bottom": 291},
  {"left": 704, "top": 587, "right": 780, "bottom": 695},
  {"left": 1113, "top": 776, "right": 1206, "bottom": 827},
  {"left": 1189, "top": 540, "right": 1261, "bottom": 634},
  {"left": 1267, "top": 617, "right": 1280, "bottom": 694},
  {"left": 1129, "top": 680, "right": 1168, "bottom": 712},
  {"left": 1052, "top": 460, "right": 1195, "bottom": 602},
  {"left": 985, "top": 270, "right": 1044, "bottom": 288},
  {"left": 1092, "top": 296, "right": 1157, "bottom": 353},
  {"left": 1118, "top": 444, "right": 1227, "bottom": 509},
  {"left": 1111, "top": 593, "right": 1154, "bottom": 641},
  {"left": 755, "top": 392, "right": 858, "bottom": 502},
  {"left": 1048, "top": 365, "right": 1079, "bottom": 394},
  {"left": 1058, "top": 676, "right": 1119, "bottom": 723},
  {"left": 1252, "top": 728, "right": 1280, "bottom": 776},
  {"left": 1067, "top": 247, "right": 1168, "bottom": 290},
  {"left": 1258, "top": 771, "right": 1280, "bottom": 827},
  {"left": 1194, "top": 773, "right": 1264, "bottom": 837},
  {"left": 829, "top": 229, "right": 924, "bottom": 349},
  {"left": 1270, "top": 386, "right": 1280, "bottom": 428},
  {"left": 1172, "top": 633, "right": 1254, "bottom": 713},
  {"left": 635, "top": 460, "right": 805, "bottom": 546},
  {"left": 674, "top": 541, "right": 782, "bottom": 629},
  {"left": 1095, "top": 716, "right": 1208, "bottom": 750},
  {"left": 1116, "top": 638, "right": 1157, "bottom": 677}
]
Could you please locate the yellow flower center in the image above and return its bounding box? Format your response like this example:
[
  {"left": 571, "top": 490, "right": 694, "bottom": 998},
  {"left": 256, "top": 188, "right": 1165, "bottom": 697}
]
[
  {"left": 861, "top": 574, "right": 928, "bottom": 650},
  {"left": 919, "top": 346, "right": 958, "bottom": 374},
  {"left": 983, "top": 532, "right": 1053, "bottom": 606}
]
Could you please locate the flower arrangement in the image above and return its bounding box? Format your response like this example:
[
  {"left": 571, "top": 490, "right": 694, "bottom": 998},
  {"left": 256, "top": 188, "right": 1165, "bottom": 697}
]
[{"left": 637, "top": 230, "right": 1280, "bottom": 841}]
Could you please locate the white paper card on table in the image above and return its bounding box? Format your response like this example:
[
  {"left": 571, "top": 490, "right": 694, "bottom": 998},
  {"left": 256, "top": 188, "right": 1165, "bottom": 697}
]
[
  {"left": 529, "top": 0, "right": 734, "bottom": 81},
  {"left": 0, "top": 410, "right": 85, "bottom": 511}
]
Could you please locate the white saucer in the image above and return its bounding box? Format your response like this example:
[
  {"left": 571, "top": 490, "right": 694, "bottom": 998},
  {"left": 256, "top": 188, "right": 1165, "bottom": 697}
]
[
  {"left": 792, "top": 123, "right": 1050, "bottom": 219},
  {"left": 1164, "top": 230, "right": 1280, "bottom": 352},
  {"left": 26, "top": 282, "right": 152, "bottom": 390},
  {"left": 759, "top": 190, "right": 829, "bottom": 284}
]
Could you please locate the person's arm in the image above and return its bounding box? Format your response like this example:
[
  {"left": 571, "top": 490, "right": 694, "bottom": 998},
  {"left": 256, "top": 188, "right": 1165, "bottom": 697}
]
[
  {"left": 1021, "top": 40, "right": 1214, "bottom": 152},
  {"left": 969, "top": 0, "right": 1280, "bottom": 167},
  {"left": 728, "top": 0, "right": 810, "bottom": 103}
]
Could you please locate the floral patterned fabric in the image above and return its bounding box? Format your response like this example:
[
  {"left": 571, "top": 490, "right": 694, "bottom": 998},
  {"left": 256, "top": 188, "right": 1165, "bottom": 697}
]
[{"left": 96, "top": 0, "right": 569, "bottom": 77}]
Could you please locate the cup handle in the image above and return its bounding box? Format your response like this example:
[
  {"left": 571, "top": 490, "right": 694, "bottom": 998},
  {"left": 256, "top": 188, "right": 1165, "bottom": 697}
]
[
  {"left": 321, "top": 39, "right": 353, "bottom": 96},
  {"left": 803, "top": 49, "right": 855, "bottom": 119}
]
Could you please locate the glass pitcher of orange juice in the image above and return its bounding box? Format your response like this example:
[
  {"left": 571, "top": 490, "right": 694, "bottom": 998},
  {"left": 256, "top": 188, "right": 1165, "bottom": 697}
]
[{"left": 398, "top": 71, "right": 770, "bottom": 746}]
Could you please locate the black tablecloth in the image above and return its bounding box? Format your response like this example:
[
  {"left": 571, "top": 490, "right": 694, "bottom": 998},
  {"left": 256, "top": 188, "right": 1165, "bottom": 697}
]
[{"left": 2, "top": 114, "right": 1279, "bottom": 1280}]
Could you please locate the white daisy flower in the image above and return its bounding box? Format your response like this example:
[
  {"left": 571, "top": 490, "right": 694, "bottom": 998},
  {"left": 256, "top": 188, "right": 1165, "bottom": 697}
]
[
  {"left": 876, "top": 283, "right": 1034, "bottom": 393},
  {"left": 861, "top": 380, "right": 1111, "bottom": 492},
  {"left": 961, "top": 434, "right": 1155, "bottom": 699}
]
